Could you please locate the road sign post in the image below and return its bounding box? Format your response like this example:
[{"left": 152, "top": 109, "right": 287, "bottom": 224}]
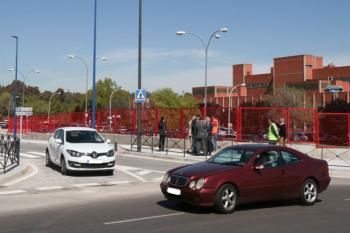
[{"left": 16, "top": 107, "right": 33, "bottom": 140}]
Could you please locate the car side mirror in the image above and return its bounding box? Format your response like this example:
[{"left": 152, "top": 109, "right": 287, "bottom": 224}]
[
  {"left": 254, "top": 164, "right": 265, "bottom": 170},
  {"left": 55, "top": 138, "right": 63, "bottom": 144}
]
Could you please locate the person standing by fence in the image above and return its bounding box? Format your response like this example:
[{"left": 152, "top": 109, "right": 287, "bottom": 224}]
[
  {"left": 206, "top": 117, "right": 213, "bottom": 155},
  {"left": 195, "top": 116, "right": 208, "bottom": 156},
  {"left": 191, "top": 115, "right": 199, "bottom": 154},
  {"left": 211, "top": 116, "right": 219, "bottom": 151},
  {"left": 278, "top": 117, "right": 287, "bottom": 146},
  {"left": 158, "top": 116, "right": 166, "bottom": 151},
  {"left": 267, "top": 119, "right": 279, "bottom": 145}
]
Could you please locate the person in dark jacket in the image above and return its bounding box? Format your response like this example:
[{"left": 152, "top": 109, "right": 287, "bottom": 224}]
[
  {"left": 278, "top": 117, "right": 287, "bottom": 146},
  {"left": 195, "top": 116, "right": 208, "bottom": 156},
  {"left": 191, "top": 115, "right": 199, "bottom": 154},
  {"left": 158, "top": 117, "right": 166, "bottom": 151},
  {"left": 206, "top": 117, "right": 213, "bottom": 155}
]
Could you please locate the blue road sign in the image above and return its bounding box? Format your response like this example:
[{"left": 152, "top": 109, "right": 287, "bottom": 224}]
[{"left": 135, "top": 89, "right": 147, "bottom": 103}]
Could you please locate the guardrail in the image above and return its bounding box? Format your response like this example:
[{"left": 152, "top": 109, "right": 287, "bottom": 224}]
[{"left": 0, "top": 134, "right": 20, "bottom": 173}]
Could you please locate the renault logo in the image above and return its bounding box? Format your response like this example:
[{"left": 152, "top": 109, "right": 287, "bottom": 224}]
[{"left": 92, "top": 151, "right": 98, "bottom": 158}]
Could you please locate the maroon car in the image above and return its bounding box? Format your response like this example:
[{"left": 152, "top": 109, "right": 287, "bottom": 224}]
[{"left": 160, "top": 144, "right": 330, "bottom": 213}]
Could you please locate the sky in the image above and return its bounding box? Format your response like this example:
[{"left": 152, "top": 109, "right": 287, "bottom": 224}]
[{"left": 1, "top": 0, "right": 350, "bottom": 94}]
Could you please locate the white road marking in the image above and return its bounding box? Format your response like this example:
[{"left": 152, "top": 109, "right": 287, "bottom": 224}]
[
  {"left": 119, "top": 153, "right": 192, "bottom": 164},
  {"left": 72, "top": 183, "right": 101, "bottom": 188},
  {"left": 36, "top": 186, "right": 64, "bottom": 191},
  {"left": 152, "top": 177, "right": 163, "bottom": 181},
  {"left": 345, "top": 199, "right": 350, "bottom": 201},
  {"left": 118, "top": 165, "right": 165, "bottom": 174},
  {"left": 116, "top": 166, "right": 146, "bottom": 182},
  {"left": 105, "top": 181, "right": 131, "bottom": 185},
  {"left": 28, "top": 151, "right": 45, "bottom": 156},
  {"left": 136, "top": 170, "right": 153, "bottom": 176},
  {"left": 104, "top": 212, "right": 185, "bottom": 225},
  {"left": 0, "top": 190, "right": 27, "bottom": 195},
  {"left": 3, "top": 163, "right": 38, "bottom": 186},
  {"left": 21, "top": 153, "right": 40, "bottom": 159}
]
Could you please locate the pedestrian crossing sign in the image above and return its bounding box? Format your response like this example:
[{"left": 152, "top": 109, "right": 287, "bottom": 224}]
[{"left": 135, "top": 89, "right": 147, "bottom": 103}]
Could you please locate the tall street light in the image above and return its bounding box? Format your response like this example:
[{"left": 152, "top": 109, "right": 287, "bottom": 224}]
[
  {"left": 8, "top": 68, "right": 40, "bottom": 106},
  {"left": 68, "top": 54, "right": 89, "bottom": 124},
  {"left": 92, "top": 0, "right": 98, "bottom": 129},
  {"left": 228, "top": 83, "right": 246, "bottom": 133},
  {"left": 137, "top": 0, "right": 142, "bottom": 152},
  {"left": 11, "top": 35, "right": 19, "bottom": 138},
  {"left": 68, "top": 55, "right": 108, "bottom": 126},
  {"left": 176, "top": 27, "right": 228, "bottom": 117},
  {"left": 48, "top": 91, "right": 62, "bottom": 123}
]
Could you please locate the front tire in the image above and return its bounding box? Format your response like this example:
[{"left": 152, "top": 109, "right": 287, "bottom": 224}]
[
  {"left": 300, "top": 179, "right": 318, "bottom": 205},
  {"left": 61, "top": 157, "right": 70, "bottom": 176},
  {"left": 45, "top": 150, "right": 53, "bottom": 167},
  {"left": 214, "top": 184, "right": 238, "bottom": 214}
]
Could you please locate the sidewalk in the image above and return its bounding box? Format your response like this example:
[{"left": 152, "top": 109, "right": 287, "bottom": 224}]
[{"left": 0, "top": 161, "right": 32, "bottom": 187}]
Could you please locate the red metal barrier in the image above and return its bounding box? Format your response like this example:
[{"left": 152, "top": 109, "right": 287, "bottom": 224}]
[
  {"left": 239, "top": 107, "right": 286, "bottom": 142},
  {"left": 287, "top": 108, "right": 315, "bottom": 144},
  {"left": 7, "top": 107, "right": 350, "bottom": 148},
  {"left": 317, "top": 113, "right": 349, "bottom": 147}
]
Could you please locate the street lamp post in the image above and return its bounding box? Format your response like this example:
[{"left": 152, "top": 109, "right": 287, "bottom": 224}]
[
  {"left": 137, "top": 0, "right": 142, "bottom": 152},
  {"left": 68, "top": 54, "right": 89, "bottom": 126},
  {"left": 227, "top": 83, "right": 246, "bottom": 133},
  {"left": 109, "top": 89, "right": 119, "bottom": 131},
  {"left": 92, "top": 0, "right": 98, "bottom": 129},
  {"left": 176, "top": 27, "right": 228, "bottom": 117},
  {"left": 68, "top": 55, "right": 107, "bottom": 127},
  {"left": 11, "top": 35, "right": 19, "bottom": 138},
  {"left": 8, "top": 69, "right": 40, "bottom": 107},
  {"left": 48, "top": 91, "right": 62, "bottom": 124}
]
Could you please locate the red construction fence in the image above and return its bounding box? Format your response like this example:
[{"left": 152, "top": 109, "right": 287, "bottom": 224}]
[{"left": 7, "top": 107, "right": 350, "bottom": 148}]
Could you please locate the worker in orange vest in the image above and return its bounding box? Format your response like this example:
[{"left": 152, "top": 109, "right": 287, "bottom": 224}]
[{"left": 211, "top": 116, "right": 219, "bottom": 151}]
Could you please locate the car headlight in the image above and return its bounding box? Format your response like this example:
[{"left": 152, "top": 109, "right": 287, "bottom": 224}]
[
  {"left": 107, "top": 150, "right": 114, "bottom": 157},
  {"left": 162, "top": 173, "right": 169, "bottom": 183},
  {"left": 66, "top": 149, "right": 85, "bottom": 157},
  {"left": 189, "top": 180, "right": 196, "bottom": 189},
  {"left": 195, "top": 178, "right": 205, "bottom": 190}
]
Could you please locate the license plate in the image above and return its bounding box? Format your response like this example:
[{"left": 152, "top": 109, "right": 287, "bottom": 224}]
[{"left": 167, "top": 187, "right": 181, "bottom": 196}]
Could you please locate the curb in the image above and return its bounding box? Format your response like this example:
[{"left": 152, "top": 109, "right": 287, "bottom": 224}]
[
  {"left": 0, "top": 162, "right": 32, "bottom": 187},
  {"left": 118, "top": 146, "right": 207, "bottom": 163}
]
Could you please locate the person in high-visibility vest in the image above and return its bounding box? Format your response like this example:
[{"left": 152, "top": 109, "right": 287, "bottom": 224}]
[
  {"left": 267, "top": 119, "right": 279, "bottom": 145},
  {"left": 211, "top": 116, "right": 219, "bottom": 151}
]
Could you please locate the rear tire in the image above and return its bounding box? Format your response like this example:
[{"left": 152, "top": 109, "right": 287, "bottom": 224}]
[
  {"left": 300, "top": 179, "right": 318, "bottom": 205},
  {"left": 45, "top": 150, "right": 53, "bottom": 167},
  {"left": 214, "top": 184, "right": 238, "bottom": 214},
  {"left": 61, "top": 157, "right": 70, "bottom": 176}
]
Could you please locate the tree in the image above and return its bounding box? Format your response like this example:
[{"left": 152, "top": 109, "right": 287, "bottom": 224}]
[
  {"left": 149, "top": 88, "right": 198, "bottom": 108},
  {"left": 87, "top": 77, "right": 130, "bottom": 110},
  {"left": 319, "top": 99, "right": 350, "bottom": 113},
  {"left": 266, "top": 87, "right": 307, "bottom": 108}
]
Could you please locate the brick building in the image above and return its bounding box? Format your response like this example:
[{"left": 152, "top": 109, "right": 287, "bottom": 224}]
[{"left": 192, "top": 54, "right": 350, "bottom": 108}]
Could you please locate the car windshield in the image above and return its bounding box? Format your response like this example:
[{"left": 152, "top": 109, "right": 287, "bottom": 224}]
[
  {"left": 208, "top": 149, "right": 255, "bottom": 166},
  {"left": 66, "top": 130, "right": 105, "bottom": 143}
]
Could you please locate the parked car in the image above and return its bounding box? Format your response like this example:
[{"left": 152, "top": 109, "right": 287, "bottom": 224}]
[
  {"left": 160, "top": 144, "right": 330, "bottom": 214},
  {"left": 45, "top": 127, "right": 116, "bottom": 175},
  {"left": 293, "top": 132, "right": 309, "bottom": 141}
]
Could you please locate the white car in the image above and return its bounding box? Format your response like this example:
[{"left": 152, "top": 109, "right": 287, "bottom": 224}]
[{"left": 45, "top": 127, "right": 116, "bottom": 175}]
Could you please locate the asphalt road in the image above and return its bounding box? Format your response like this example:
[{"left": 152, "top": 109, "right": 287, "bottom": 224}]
[{"left": 0, "top": 143, "right": 349, "bottom": 233}]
